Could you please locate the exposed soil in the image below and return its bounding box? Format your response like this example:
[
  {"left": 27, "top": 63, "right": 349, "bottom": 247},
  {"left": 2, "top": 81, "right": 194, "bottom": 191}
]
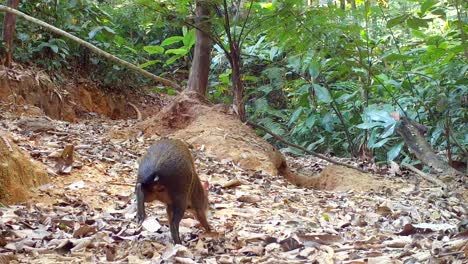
[
  {"left": 0, "top": 65, "right": 163, "bottom": 122},
  {"left": 0, "top": 132, "right": 49, "bottom": 204}
]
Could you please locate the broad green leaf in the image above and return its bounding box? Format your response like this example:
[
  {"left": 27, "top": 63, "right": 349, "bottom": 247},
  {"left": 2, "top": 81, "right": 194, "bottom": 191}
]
[
  {"left": 308, "top": 60, "right": 320, "bottom": 79},
  {"left": 165, "top": 48, "right": 188, "bottom": 55},
  {"left": 384, "top": 53, "right": 412, "bottom": 62},
  {"left": 312, "top": 84, "right": 332, "bottom": 104},
  {"left": 387, "top": 141, "right": 404, "bottom": 161},
  {"left": 288, "top": 107, "right": 303, "bottom": 126},
  {"left": 143, "top": 45, "right": 164, "bottom": 55},
  {"left": 356, "top": 122, "right": 384, "bottom": 129},
  {"left": 380, "top": 123, "right": 396, "bottom": 138},
  {"left": 366, "top": 110, "right": 394, "bottom": 123},
  {"left": 166, "top": 89, "right": 178, "bottom": 95},
  {"left": 305, "top": 114, "right": 316, "bottom": 129},
  {"left": 161, "top": 36, "right": 184, "bottom": 46},
  {"left": 411, "top": 29, "right": 426, "bottom": 39},
  {"left": 372, "top": 137, "right": 391, "bottom": 148},
  {"left": 387, "top": 15, "right": 407, "bottom": 28},
  {"left": 49, "top": 44, "right": 59, "bottom": 53},
  {"left": 270, "top": 47, "right": 279, "bottom": 61},
  {"left": 421, "top": 0, "right": 437, "bottom": 14},
  {"left": 182, "top": 29, "right": 196, "bottom": 48},
  {"left": 407, "top": 17, "right": 430, "bottom": 29}
]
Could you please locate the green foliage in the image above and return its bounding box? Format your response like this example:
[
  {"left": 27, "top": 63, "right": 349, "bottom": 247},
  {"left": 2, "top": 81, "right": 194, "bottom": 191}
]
[
  {"left": 233, "top": 0, "right": 467, "bottom": 164},
  {"left": 9, "top": 0, "right": 467, "bottom": 165}
]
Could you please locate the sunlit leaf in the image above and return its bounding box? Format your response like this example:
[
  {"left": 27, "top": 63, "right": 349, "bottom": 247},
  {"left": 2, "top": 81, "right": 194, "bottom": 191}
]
[
  {"left": 161, "top": 36, "right": 184, "bottom": 46},
  {"left": 143, "top": 45, "right": 164, "bottom": 55},
  {"left": 312, "top": 84, "right": 331, "bottom": 104}
]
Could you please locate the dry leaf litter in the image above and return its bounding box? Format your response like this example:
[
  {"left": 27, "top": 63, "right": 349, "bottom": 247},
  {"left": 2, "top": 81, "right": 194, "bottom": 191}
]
[{"left": 0, "top": 114, "right": 466, "bottom": 264}]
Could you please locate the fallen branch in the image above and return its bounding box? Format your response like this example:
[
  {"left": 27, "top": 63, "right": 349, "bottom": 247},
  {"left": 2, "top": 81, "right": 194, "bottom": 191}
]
[
  {"left": 395, "top": 116, "right": 460, "bottom": 176},
  {"left": 402, "top": 162, "right": 447, "bottom": 190},
  {"left": 128, "top": 102, "right": 142, "bottom": 121},
  {"left": 246, "top": 121, "right": 367, "bottom": 173},
  {"left": 0, "top": 5, "right": 181, "bottom": 91}
]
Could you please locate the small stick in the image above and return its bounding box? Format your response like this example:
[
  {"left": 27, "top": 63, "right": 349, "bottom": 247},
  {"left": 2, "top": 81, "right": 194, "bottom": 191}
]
[
  {"left": 402, "top": 162, "right": 447, "bottom": 189},
  {"left": 128, "top": 102, "right": 142, "bottom": 121}
]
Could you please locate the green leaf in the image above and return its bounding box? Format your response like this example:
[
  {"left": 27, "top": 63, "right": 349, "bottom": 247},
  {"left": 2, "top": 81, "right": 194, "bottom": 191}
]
[
  {"left": 356, "top": 122, "right": 384, "bottom": 129},
  {"left": 380, "top": 123, "right": 396, "bottom": 138},
  {"left": 161, "top": 36, "right": 184, "bottom": 46},
  {"left": 387, "top": 15, "right": 407, "bottom": 28},
  {"left": 407, "top": 17, "right": 430, "bottom": 29},
  {"left": 372, "top": 137, "right": 391, "bottom": 148},
  {"left": 288, "top": 107, "right": 303, "bottom": 126},
  {"left": 411, "top": 29, "right": 426, "bottom": 39},
  {"left": 421, "top": 0, "right": 437, "bottom": 14},
  {"left": 387, "top": 141, "right": 404, "bottom": 161},
  {"left": 312, "top": 84, "right": 332, "bottom": 104},
  {"left": 182, "top": 29, "right": 196, "bottom": 48},
  {"left": 165, "top": 48, "right": 188, "bottom": 55},
  {"left": 384, "top": 53, "right": 412, "bottom": 62},
  {"left": 308, "top": 60, "right": 320, "bottom": 79},
  {"left": 269, "top": 47, "right": 278, "bottom": 61},
  {"left": 165, "top": 55, "right": 180, "bottom": 65},
  {"left": 166, "top": 89, "right": 178, "bottom": 95},
  {"left": 305, "top": 114, "right": 316, "bottom": 129},
  {"left": 143, "top": 45, "right": 164, "bottom": 55}
]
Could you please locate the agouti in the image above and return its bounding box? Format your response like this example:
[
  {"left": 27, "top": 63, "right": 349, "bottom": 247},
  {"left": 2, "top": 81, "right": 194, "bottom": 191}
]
[{"left": 135, "top": 138, "right": 211, "bottom": 244}]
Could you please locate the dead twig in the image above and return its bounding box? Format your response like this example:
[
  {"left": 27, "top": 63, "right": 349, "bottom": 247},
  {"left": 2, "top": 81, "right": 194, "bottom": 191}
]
[
  {"left": 246, "top": 121, "right": 367, "bottom": 173},
  {"left": 402, "top": 162, "right": 447, "bottom": 190},
  {"left": 128, "top": 102, "right": 142, "bottom": 121}
]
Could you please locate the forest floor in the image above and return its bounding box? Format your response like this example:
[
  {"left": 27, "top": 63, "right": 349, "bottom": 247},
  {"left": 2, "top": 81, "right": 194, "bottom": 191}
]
[{"left": 0, "top": 69, "right": 467, "bottom": 263}]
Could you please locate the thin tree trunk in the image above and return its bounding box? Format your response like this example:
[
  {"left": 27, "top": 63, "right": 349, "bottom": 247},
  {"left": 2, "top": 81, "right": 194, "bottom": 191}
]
[
  {"left": 230, "top": 45, "right": 246, "bottom": 122},
  {"left": 339, "top": 0, "right": 345, "bottom": 10},
  {"left": 187, "top": 0, "right": 212, "bottom": 96},
  {"left": 0, "top": 5, "right": 181, "bottom": 90},
  {"left": 2, "top": 0, "right": 20, "bottom": 67}
]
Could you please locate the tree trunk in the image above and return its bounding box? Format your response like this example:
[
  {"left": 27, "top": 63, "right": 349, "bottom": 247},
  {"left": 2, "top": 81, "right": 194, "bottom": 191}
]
[
  {"left": 349, "top": 0, "right": 356, "bottom": 9},
  {"left": 2, "top": 0, "right": 20, "bottom": 67},
  {"left": 187, "top": 0, "right": 212, "bottom": 96},
  {"left": 229, "top": 44, "right": 246, "bottom": 122},
  {"left": 339, "top": 0, "right": 345, "bottom": 10}
]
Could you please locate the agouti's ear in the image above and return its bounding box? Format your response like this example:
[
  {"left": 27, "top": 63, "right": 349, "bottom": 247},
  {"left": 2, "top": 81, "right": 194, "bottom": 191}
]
[{"left": 203, "top": 181, "right": 209, "bottom": 190}]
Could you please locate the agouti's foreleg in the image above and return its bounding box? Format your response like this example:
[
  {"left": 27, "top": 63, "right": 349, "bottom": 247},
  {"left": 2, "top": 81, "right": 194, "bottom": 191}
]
[{"left": 135, "top": 183, "right": 146, "bottom": 224}]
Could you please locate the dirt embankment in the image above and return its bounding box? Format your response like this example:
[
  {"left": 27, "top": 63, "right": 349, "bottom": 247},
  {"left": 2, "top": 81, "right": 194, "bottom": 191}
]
[
  {"left": 0, "top": 65, "right": 161, "bottom": 122},
  {"left": 0, "top": 133, "right": 49, "bottom": 204}
]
